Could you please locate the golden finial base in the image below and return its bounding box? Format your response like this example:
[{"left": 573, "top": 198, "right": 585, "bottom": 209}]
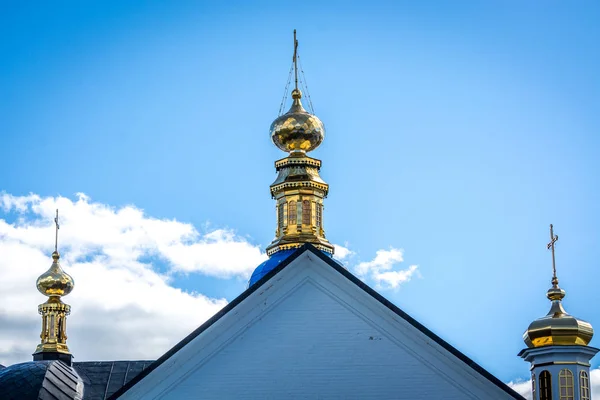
[
  {"left": 33, "top": 297, "right": 73, "bottom": 363},
  {"left": 266, "top": 237, "right": 334, "bottom": 257},
  {"left": 268, "top": 152, "right": 334, "bottom": 258}
]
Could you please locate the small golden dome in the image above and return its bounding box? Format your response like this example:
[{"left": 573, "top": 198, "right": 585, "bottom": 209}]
[
  {"left": 270, "top": 89, "right": 325, "bottom": 153},
  {"left": 36, "top": 251, "right": 74, "bottom": 297},
  {"left": 523, "top": 280, "right": 593, "bottom": 348}
]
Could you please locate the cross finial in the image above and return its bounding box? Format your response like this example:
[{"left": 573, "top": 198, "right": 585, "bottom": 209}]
[
  {"left": 293, "top": 29, "right": 299, "bottom": 91},
  {"left": 547, "top": 224, "right": 559, "bottom": 286},
  {"left": 54, "top": 209, "right": 60, "bottom": 253}
]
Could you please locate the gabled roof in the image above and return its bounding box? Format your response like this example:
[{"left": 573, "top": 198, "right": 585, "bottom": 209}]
[{"left": 110, "top": 244, "right": 524, "bottom": 399}]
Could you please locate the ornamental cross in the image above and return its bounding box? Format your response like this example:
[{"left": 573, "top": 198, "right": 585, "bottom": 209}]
[
  {"left": 547, "top": 224, "right": 558, "bottom": 281},
  {"left": 293, "top": 29, "right": 299, "bottom": 90},
  {"left": 54, "top": 209, "right": 60, "bottom": 252}
]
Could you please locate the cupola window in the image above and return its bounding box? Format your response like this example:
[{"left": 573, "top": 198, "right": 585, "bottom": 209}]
[
  {"left": 288, "top": 201, "right": 297, "bottom": 225},
  {"left": 539, "top": 370, "right": 552, "bottom": 400},
  {"left": 278, "top": 202, "right": 285, "bottom": 229},
  {"left": 302, "top": 200, "right": 311, "bottom": 225},
  {"left": 580, "top": 371, "right": 590, "bottom": 400},
  {"left": 316, "top": 203, "right": 322, "bottom": 228},
  {"left": 558, "top": 369, "right": 574, "bottom": 400}
]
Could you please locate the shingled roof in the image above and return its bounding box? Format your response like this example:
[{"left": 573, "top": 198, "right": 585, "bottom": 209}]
[{"left": 75, "top": 361, "right": 153, "bottom": 400}]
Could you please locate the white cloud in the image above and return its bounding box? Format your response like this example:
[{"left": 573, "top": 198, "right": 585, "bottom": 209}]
[
  {"left": 333, "top": 243, "right": 354, "bottom": 261},
  {"left": 355, "top": 248, "right": 419, "bottom": 289},
  {"left": 593, "top": 368, "right": 600, "bottom": 397},
  {"left": 0, "top": 192, "right": 267, "bottom": 366},
  {"left": 0, "top": 192, "right": 266, "bottom": 279},
  {"left": 507, "top": 379, "right": 532, "bottom": 399},
  {"left": 507, "top": 368, "right": 600, "bottom": 399},
  {"left": 0, "top": 192, "right": 419, "bottom": 367}
]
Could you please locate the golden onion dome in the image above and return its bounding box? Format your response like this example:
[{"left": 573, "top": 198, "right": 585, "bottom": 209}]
[
  {"left": 270, "top": 89, "right": 325, "bottom": 153},
  {"left": 523, "top": 279, "right": 593, "bottom": 348},
  {"left": 36, "top": 251, "right": 74, "bottom": 297}
]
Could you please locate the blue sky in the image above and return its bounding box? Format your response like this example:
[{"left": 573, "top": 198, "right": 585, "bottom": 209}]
[{"left": 1, "top": 0, "right": 599, "bottom": 386}]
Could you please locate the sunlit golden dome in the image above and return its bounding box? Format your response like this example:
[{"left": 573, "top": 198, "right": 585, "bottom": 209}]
[
  {"left": 270, "top": 89, "right": 325, "bottom": 153},
  {"left": 36, "top": 251, "right": 74, "bottom": 297},
  {"left": 523, "top": 278, "right": 593, "bottom": 348}
]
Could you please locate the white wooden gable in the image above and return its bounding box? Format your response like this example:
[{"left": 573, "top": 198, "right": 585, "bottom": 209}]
[{"left": 115, "top": 246, "right": 522, "bottom": 400}]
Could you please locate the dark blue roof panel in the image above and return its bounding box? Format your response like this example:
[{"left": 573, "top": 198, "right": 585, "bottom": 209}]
[
  {"left": 0, "top": 361, "right": 51, "bottom": 400},
  {"left": 248, "top": 249, "right": 296, "bottom": 286},
  {"left": 75, "top": 360, "right": 153, "bottom": 400}
]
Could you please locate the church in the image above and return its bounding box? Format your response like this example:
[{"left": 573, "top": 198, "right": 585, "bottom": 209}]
[{"left": 0, "top": 32, "right": 596, "bottom": 400}]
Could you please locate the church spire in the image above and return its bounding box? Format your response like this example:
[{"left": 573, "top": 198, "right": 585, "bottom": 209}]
[
  {"left": 522, "top": 224, "right": 593, "bottom": 348},
  {"left": 520, "top": 225, "right": 597, "bottom": 400},
  {"left": 33, "top": 209, "right": 75, "bottom": 365},
  {"left": 266, "top": 31, "right": 334, "bottom": 256}
]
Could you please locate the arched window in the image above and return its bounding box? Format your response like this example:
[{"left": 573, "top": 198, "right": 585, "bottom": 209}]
[
  {"left": 539, "top": 370, "right": 552, "bottom": 400},
  {"left": 316, "top": 203, "right": 322, "bottom": 228},
  {"left": 302, "top": 200, "right": 311, "bottom": 225},
  {"left": 580, "top": 371, "right": 590, "bottom": 400},
  {"left": 559, "top": 369, "right": 574, "bottom": 400},
  {"left": 278, "top": 202, "right": 285, "bottom": 229},
  {"left": 57, "top": 316, "right": 63, "bottom": 342},
  {"left": 288, "top": 201, "right": 297, "bottom": 225},
  {"left": 531, "top": 372, "right": 536, "bottom": 400}
]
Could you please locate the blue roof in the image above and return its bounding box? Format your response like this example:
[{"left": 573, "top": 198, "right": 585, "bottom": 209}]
[
  {"left": 249, "top": 249, "right": 296, "bottom": 286},
  {"left": 0, "top": 361, "right": 51, "bottom": 400},
  {"left": 249, "top": 248, "right": 335, "bottom": 287}
]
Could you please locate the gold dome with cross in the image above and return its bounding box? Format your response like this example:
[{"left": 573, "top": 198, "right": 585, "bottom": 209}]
[
  {"left": 523, "top": 225, "right": 594, "bottom": 348},
  {"left": 33, "top": 210, "right": 75, "bottom": 362},
  {"left": 270, "top": 30, "right": 325, "bottom": 154}
]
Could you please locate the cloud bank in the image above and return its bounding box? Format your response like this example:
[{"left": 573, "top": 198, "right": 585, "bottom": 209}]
[
  {"left": 0, "top": 192, "right": 416, "bottom": 366},
  {"left": 0, "top": 192, "right": 267, "bottom": 278},
  {"left": 0, "top": 192, "right": 269, "bottom": 366}
]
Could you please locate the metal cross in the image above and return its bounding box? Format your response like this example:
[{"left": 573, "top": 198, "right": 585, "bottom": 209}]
[
  {"left": 293, "top": 29, "right": 299, "bottom": 90},
  {"left": 54, "top": 209, "right": 60, "bottom": 252},
  {"left": 547, "top": 224, "right": 558, "bottom": 281}
]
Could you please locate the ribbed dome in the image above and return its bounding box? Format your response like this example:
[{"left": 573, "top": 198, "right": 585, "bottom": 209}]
[
  {"left": 249, "top": 247, "right": 337, "bottom": 287},
  {"left": 0, "top": 361, "right": 84, "bottom": 400},
  {"left": 270, "top": 89, "right": 325, "bottom": 153},
  {"left": 523, "top": 282, "right": 594, "bottom": 348},
  {"left": 249, "top": 249, "right": 296, "bottom": 287},
  {"left": 36, "top": 252, "right": 74, "bottom": 297}
]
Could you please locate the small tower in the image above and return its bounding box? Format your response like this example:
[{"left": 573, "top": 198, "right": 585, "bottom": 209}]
[
  {"left": 266, "top": 30, "right": 334, "bottom": 257},
  {"left": 519, "top": 225, "right": 597, "bottom": 400},
  {"left": 32, "top": 210, "right": 75, "bottom": 365}
]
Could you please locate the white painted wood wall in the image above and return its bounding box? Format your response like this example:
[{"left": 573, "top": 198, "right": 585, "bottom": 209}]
[{"left": 119, "top": 251, "right": 521, "bottom": 399}]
